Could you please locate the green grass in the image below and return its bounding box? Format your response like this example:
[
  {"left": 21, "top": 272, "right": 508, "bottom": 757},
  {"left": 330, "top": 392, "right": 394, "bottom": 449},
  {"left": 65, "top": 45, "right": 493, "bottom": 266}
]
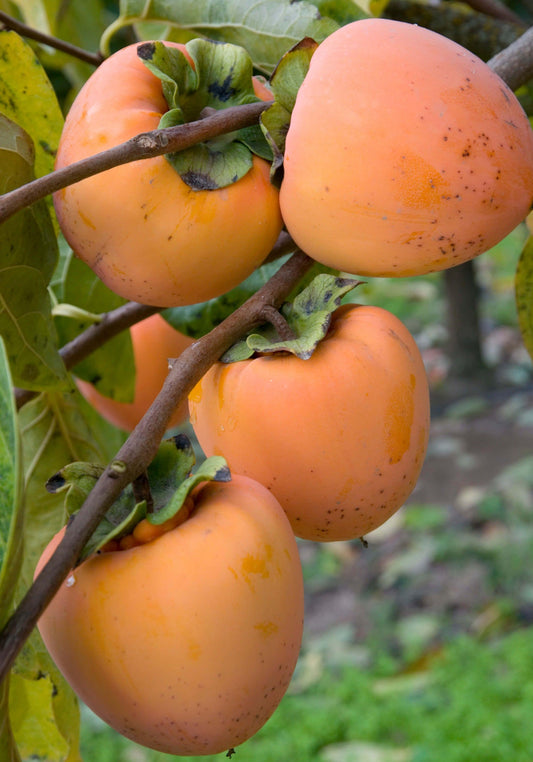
[{"left": 80, "top": 627, "right": 533, "bottom": 762}]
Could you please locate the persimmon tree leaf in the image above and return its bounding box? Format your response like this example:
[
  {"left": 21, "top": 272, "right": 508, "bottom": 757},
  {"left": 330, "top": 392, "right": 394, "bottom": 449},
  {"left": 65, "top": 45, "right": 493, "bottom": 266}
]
[
  {"left": 101, "top": 0, "right": 338, "bottom": 73},
  {"left": 0, "top": 115, "right": 66, "bottom": 391},
  {"left": 12, "top": 624, "right": 81, "bottom": 762},
  {"left": 6, "top": 0, "right": 108, "bottom": 90},
  {"left": 10, "top": 667, "right": 81, "bottom": 762},
  {"left": 0, "top": 678, "right": 20, "bottom": 762},
  {"left": 53, "top": 254, "right": 135, "bottom": 403},
  {"left": 0, "top": 29, "right": 63, "bottom": 180},
  {"left": 0, "top": 338, "right": 23, "bottom": 630},
  {"left": 515, "top": 235, "right": 533, "bottom": 362},
  {"left": 222, "top": 274, "right": 362, "bottom": 361}
]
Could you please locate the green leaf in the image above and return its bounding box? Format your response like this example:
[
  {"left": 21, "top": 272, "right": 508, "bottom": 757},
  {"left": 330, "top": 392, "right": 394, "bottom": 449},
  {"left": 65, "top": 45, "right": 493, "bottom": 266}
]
[
  {"left": 7, "top": 0, "right": 110, "bottom": 98},
  {"left": 12, "top": 625, "right": 82, "bottom": 761},
  {"left": 515, "top": 235, "right": 533, "bottom": 362},
  {"left": 147, "top": 433, "right": 197, "bottom": 512},
  {"left": 0, "top": 30, "right": 63, "bottom": 180},
  {"left": 101, "top": 0, "right": 338, "bottom": 74},
  {"left": 138, "top": 39, "right": 271, "bottom": 189},
  {"left": 0, "top": 114, "right": 66, "bottom": 391},
  {"left": 222, "top": 274, "right": 362, "bottom": 361},
  {"left": 53, "top": 254, "right": 135, "bottom": 403},
  {"left": 0, "top": 338, "right": 23, "bottom": 629},
  {"left": 9, "top": 669, "right": 81, "bottom": 762},
  {"left": 149, "top": 454, "right": 230, "bottom": 525},
  {"left": 0, "top": 678, "right": 20, "bottom": 762}
]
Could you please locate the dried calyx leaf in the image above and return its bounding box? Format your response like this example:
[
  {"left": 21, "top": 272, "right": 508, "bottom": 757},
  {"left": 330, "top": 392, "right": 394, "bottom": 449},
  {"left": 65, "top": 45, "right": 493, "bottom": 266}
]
[
  {"left": 221, "top": 273, "right": 362, "bottom": 363},
  {"left": 46, "top": 434, "right": 230, "bottom": 564},
  {"left": 138, "top": 38, "right": 272, "bottom": 190}
]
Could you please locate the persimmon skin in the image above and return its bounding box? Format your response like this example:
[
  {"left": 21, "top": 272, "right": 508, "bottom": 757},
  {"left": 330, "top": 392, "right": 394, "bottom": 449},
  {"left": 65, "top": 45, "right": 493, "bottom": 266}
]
[
  {"left": 35, "top": 476, "right": 304, "bottom": 756},
  {"left": 189, "top": 305, "right": 430, "bottom": 542},
  {"left": 53, "top": 41, "right": 282, "bottom": 307},
  {"left": 76, "top": 314, "right": 192, "bottom": 432},
  {"left": 280, "top": 19, "right": 533, "bottom": 277}
]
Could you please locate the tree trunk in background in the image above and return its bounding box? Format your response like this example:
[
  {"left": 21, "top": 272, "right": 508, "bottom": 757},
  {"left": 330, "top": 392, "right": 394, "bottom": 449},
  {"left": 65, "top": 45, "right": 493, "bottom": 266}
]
[{"left": 444, "top": 260, "right": 491, "bottom": 387}]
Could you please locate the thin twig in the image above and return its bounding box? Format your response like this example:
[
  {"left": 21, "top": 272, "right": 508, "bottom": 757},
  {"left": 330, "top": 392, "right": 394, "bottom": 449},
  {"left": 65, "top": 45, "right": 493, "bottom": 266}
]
[
  {"left": 0, "top": 100, "right": 271, "bottom": 224},
  {"left": 0, "top": 11, "right": 103, "bottom": 67}
]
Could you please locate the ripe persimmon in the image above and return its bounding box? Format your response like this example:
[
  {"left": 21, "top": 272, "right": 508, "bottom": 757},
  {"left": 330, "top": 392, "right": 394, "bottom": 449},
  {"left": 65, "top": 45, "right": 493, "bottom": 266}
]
[
  {"left": 75, "top": 313, "right": 192, "bottom": 432},
  {"left": 189, "top": 304, "right": 430, "bottom": 542},
  {"left": 35, "top": 475, "right": 304, "bottom": 756},
  {"left": 279, "top": 19, "right": 533, "bottom": 277},
  {"left": 53, "top": 41, "right": 282, "bottom": 307}
]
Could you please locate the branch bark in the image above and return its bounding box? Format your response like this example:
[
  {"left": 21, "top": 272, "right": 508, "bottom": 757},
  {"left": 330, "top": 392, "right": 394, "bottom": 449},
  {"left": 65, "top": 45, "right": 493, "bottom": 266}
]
[{"left": 488, "top": 23, "right": 533, "bottom": 89}]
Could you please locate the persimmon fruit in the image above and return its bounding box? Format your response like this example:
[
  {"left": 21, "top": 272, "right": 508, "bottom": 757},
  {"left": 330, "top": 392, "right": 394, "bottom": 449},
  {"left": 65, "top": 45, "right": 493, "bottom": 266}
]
[
  {"left": 75, "top": 313, "right": 192, "bottom": 432},
  {"left": 188, "top": 304, "right": 430, "bottom": 542},
  {"left": 35, "top": 475, "right": 304, "bottom": 756},
  {"left": 53, "top": 41, "right": 282, "bottom": 307},
  {"left": 279, "top": 18, "right": 533, "bottom": 277}
]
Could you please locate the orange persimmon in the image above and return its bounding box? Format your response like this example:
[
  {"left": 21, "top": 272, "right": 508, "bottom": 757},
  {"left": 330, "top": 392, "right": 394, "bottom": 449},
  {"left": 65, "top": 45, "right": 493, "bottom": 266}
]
[
  {"left": 54, "top": 41, "right": 282, "bottom": 307},
  {"left": 280, "top": 19, "right": 533, "bottom": 277},
  {"left": 189, "top": 304, "right": 430, "bottom": 541},
  {"left": 35, "top": 475, "right": 304, "bottom": 756}
]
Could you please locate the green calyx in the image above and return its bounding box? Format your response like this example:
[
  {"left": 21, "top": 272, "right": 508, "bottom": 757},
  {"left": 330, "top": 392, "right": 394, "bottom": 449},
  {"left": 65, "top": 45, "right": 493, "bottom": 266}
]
[
  {"left": 46, "top": 434, "right": 230, "bottom": 563},
  {"left": 260, "top": 37, "right": 318, "bottom": 182},
  {"left": 221, "top": 273, "right": 362, "bottom": 363},
  {"left": 138, "top": 38, "right": 273, "bottom": 190}
]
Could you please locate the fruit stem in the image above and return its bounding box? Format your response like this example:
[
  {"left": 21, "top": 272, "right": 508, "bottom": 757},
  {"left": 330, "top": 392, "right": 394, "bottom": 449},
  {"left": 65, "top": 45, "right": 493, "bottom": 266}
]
[
  {"left": 132, "top": 472, "right": 154, "bottom": 514},
  {"left": 260, "top": 304, "right": 297, "bottom": 341}
]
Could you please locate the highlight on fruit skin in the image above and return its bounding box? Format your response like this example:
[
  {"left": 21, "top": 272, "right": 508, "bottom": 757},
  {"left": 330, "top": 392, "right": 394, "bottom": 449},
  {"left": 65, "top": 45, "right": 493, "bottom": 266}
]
[
  {"left": 279, "top": 18, "right": 533, "bottom": 278},
  {"left": 189, "top": 303, "right": 431, "bottom": 542},
  {"left": 35, "top": 475, "right": 304, "bottom": 756},
  {"left": 53, "top": 40, "right": 282, "bottom": 308},
  {"left": 75, "top": 313, "right": 193, "bottom": 432}
]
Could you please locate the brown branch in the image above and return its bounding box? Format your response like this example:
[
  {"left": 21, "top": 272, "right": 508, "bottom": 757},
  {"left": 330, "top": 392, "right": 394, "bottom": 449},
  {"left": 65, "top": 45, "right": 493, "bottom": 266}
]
[
  {"left": 462, "top": 0, "right": 524, "bottom": 25},
  {"left": 0, "top": 249, "right": 314, "bottom": 683},
  {"left": 488, "top": 24, "right": 533, "bottom": 90},
  {"left": 0, "top": 100, "right": 271, "bottom": 225},
  {"left": 14, "top": 301, "right": 161, "bottom": 410},
  {"left": 0, "top": 11, "right": 103, "bottom": 67}
]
